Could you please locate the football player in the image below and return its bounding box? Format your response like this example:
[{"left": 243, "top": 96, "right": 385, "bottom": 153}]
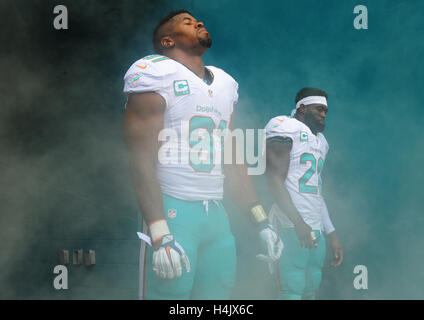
[
  {"left": 265, "top": 87, "right": 343, "bottom": 300},
  {"left": 122, "top": 10, "right": 283, "bottom": 300}
]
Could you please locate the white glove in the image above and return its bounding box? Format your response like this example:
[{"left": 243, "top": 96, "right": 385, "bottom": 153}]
[
  {"left": 152, "top": 234, "right": 190, "bottom": 279},
  {"left": 256, "top": 224, "right": 284, "bottom": 262}
]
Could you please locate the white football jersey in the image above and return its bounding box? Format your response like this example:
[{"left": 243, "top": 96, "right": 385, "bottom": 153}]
[
  {"left": 265, "top": 115, "right": 329, "bottom": 231},
  {"left": 123, "top": 54, "right": 238, "bottom": 201}
]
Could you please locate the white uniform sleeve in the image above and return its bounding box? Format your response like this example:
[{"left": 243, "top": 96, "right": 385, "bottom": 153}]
[
  {"left": 265, "top": 116, "right": 300, "bottom": 142},
  {"left": 233, "top": 80, "right": 239, "bottom": 105},
  {"left": 322, "top": 200, "right": 335, "bottom": 234},
  {"left": 318, "top": 133, "right": 330, "bottom": 155},
  {"left": 123, "top": 60, "right": 172, "bottom": 106},
  {"left": 229, "top": 80, "right": 239, "bottom": 115}
]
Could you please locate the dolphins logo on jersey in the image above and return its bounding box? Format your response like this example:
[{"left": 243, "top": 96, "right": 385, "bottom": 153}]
[{"left": 128, "top": 73, "right": 143, "bottom": 87}]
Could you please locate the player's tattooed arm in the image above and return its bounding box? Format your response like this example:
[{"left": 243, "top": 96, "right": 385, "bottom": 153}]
[
  {"left": 266, "top": 139, "right": 314, "bottom": 248},
  {"left": 122, "top": 92, "right": 169, "bottom": 242}
]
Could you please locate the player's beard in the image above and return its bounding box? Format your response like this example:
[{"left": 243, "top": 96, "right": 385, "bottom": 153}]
[
  {"left": 314, "top": 118, "right": 325, "bottom": 132},
  {"left": 199, "top": 37, "right": 212, "bottom": 48},
  {"left": 316, "top": 122, "right": 325, "bottom": 132},
  {"left": 305, "top": 112, "right": 325, "bottom": 133}
]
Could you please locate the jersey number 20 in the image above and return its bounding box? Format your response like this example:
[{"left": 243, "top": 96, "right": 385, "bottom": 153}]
[{"left": 299, "top": 153, "right": 324, "bottom": 194}]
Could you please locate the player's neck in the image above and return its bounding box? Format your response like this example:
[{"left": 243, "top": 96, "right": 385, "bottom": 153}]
[
  {"left": 167, "top": 50, "right": 206, "bottom": 79},
  {"left": 308, "top": 124, "right": 318, "bottom": 135},
  {"left": 296, "top": 116, "right": 319, "bottom": 135}
]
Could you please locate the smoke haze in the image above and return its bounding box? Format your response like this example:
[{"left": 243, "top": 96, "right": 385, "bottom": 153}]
[{"left": 1, "top": 0, "right": 423, "bottom": 299}]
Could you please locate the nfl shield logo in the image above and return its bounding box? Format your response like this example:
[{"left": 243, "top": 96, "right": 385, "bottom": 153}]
[
  {"left": 168, "top": 209, "right": 177, "bottom": 218},
  {"left": 208, "top": 89, "right": 213, "bottom": 97}
]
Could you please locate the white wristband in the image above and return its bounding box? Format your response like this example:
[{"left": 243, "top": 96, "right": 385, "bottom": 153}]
[{"left": 149, "top": 219, "right": 170, "bottom": 243}]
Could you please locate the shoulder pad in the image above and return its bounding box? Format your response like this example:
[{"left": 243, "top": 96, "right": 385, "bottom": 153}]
[
  {"left": 266, "top": 116, "right": 302, "bottom": 133},
  {"left": 123, "top": 55, "right": 178, "bottom": 96},
  {"left": 318, "top": 133, "right": 329, "bottom": 152},
  {"left": 124, "top": 55, "right": 178, "bottom": 80}
]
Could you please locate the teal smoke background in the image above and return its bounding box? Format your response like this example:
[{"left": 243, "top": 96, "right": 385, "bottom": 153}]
[
  {"left": 1, "top": 0, "right": 423, "bottom": 299},
  {"left": 175, "top": 0, "right": 424, "bottom": 299}
]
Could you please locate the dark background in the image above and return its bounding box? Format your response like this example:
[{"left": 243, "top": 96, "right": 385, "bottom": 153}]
[{"left": 1, "top": 0, "right": 423, "bottom": 299}]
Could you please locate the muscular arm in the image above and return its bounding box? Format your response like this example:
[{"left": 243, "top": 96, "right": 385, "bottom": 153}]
[
  {"left": 224, "top": 114, "right": 283, "bottom": 261},
  {"left": 122, "top": 92, "right": 166, "bottom": 233},
  {"left": 322, "top": 200, "right": 335, "bottom": 234},
  {"left": 266, "top": 138, "right": 314, "bottom": 247},
  {"left": 322, "top": 199, "right": 343, "bottom": 266},
  {"left": 123, "top": 92, "right": 190, "bottom": 278},
  {"left": 223, "top": 113, "right": 260, "bottom": 214}
]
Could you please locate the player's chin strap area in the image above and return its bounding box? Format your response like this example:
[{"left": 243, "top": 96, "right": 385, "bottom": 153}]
[{"left": 290, "top": 96, "right": 328, "bottom": 117}]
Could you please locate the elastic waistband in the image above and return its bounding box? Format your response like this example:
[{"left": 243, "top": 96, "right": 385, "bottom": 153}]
[{"left": 203, "top": 200, "right": 221, "bottom": 215}]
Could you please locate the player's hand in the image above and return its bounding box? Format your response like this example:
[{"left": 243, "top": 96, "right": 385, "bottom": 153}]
[
  {"left": 256, "top": 224, "right": 284, "bottom": 262},
  {"left": 152, "top": 234, "right": 190, "bottom": 279},
  {"left": 328, "top": 231, "right": 343, "bottom": 267},
  {"left": 294, "top": 219, "right": 314, "bottom": 248}
]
